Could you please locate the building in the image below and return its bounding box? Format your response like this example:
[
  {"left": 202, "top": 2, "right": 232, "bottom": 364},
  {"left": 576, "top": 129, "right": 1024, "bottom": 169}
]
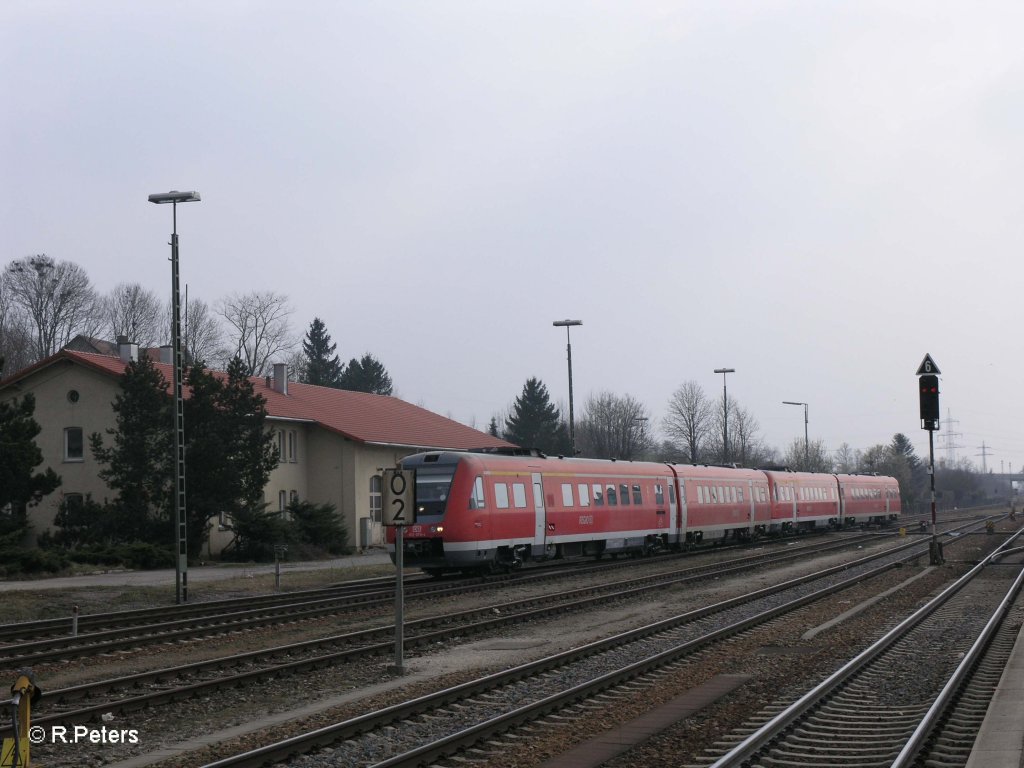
[{"left": 0, "top": 343, "right": 512, "bottom": 555}]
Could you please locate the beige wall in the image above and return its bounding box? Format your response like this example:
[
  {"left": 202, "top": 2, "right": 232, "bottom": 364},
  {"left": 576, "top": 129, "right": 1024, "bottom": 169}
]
[
  {"left": 0, "top": 360, "right": 119, "bottom": 536},
  {"left": 3, "top": 360, "right": 425, "bottom": 555}
]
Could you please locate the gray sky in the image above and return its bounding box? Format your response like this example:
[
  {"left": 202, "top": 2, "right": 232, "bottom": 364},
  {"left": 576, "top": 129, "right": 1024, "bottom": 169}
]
[{"left": 3, "top": 2, "right": 1022, "bottom": 472}]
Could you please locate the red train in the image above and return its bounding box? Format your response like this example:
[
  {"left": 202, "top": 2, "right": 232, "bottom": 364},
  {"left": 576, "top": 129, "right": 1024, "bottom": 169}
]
[{"left": 387, "top": 451, "right": 901, "bottom": 575}]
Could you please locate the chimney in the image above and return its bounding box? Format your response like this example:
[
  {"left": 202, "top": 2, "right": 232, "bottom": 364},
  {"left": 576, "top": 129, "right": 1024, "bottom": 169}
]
[
  {"left": 159, "top": 345, "right": 173, "bottom": 364},
  {"left": 272, "top": 363, "right": 288, "bottom": 395},
  {"left": 117, "top": 337, "right": 139, "bottom": 363}
]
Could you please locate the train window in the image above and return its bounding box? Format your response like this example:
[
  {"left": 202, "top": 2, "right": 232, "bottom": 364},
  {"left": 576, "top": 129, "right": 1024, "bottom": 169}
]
[
  {"left": 494, "top": 483, "right": 509, "bottom": 509},
  {"left": 737, "top": 487, "right": 744, "bottom": 502},
  {"left": 632, "top": 484, "right": 642, "bottom": 504},
  {"left": 578, "top": 484, "right": 590, "bottom": 506},
  {"left": 561, "top": 483, "right": 574, "bottom": 507},
  {"left": 717, "top": 486, "right": 724, "bottom": 504},
  {"left": 619, "top": 484, "right": 630, "bottom": 506},
  {"left": 697, "top": 486, "right": 704, "bottom": 504},
  {"left": 469, "top": 476, "right": 486, "bottom": 509},
  {"left": 606, "top": 485, "right": 618, "bottom": 506},
  {"left": 655, "top": 484, "right": 664, "bottom": 505},
  {"left": 512, "top": 483, "right": 527, "bottom": 508},
  {"left": 730, "top": 487, "right": 737, "bottom": 503},
  {"left": 593, "top": 484, "right": 605, "bottom": 506},
  {"left": 669, "top": 485, "right": 676, "bottom": 503}
]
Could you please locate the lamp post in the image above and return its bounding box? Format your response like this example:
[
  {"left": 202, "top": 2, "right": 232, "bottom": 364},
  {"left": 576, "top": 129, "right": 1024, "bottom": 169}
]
[
  {"left": 713, "top": 368, "right": 735, "bottom": 463},
  {"left": 783, "top": 401, "right": 809, "bottom": 469},
  {"left": 148, "top": 190, "right": 201, "bottom": 604},
  {"left": 552, "top": 319, "right": 582, "bottom": 455}
]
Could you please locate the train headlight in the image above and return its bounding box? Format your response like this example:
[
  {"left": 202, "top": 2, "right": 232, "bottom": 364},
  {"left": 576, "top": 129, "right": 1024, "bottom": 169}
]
[{"left": 431, "top": 525, "right": 444, "bottom": 533}]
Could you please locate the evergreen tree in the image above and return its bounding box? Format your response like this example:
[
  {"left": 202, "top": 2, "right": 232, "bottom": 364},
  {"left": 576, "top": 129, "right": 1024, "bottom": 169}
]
[
  {"left": 503, "top": 378, "right": 571, "bottom": 454},
  {"left": 339, "top": 353, "right": 394, "bottom": 395},
  {"left": 0, "top": 390, "right": 61, "bottom": 538},
  {"left": 488, "top": 417, "right": 500, "bottom": 438},
  {"left": 300, "top": 317, "right": 343, "bottom": 387},
  {"left": 185, "top": 357, "right": 278, "bottom": 558},
  {"left": 89, "top": 356, "right": 174, "bottom": 544}
]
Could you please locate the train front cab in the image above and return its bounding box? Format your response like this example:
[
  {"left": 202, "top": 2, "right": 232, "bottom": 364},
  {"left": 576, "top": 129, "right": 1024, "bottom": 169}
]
[{"left": 385, "top": 452, "right": 490, "bottom": 575}]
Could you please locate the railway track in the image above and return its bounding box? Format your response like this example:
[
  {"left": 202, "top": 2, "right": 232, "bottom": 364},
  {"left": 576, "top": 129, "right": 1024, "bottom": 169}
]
[
  {"left": 169, "top": 520, "right": 998, "bottom": 768},
  {"left": 694, "top": 530, "right": 1024, "bottom": 768},
  {"left": 0, "top": 533, "right": 884, "bottom": 666},
  {"left": 28, "top": 532, "right": 893, "bottom": 727}
]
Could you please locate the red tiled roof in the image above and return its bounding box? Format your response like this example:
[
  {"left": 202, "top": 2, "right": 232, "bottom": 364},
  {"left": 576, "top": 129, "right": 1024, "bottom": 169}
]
[{"left": 3, "top": 350, "right": 512, "bottom": 451}]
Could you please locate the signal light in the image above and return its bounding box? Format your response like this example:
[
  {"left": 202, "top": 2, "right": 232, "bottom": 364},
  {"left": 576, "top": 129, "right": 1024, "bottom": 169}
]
[{"left": 919, "top": 374, "right": 940, "bottom": 430}]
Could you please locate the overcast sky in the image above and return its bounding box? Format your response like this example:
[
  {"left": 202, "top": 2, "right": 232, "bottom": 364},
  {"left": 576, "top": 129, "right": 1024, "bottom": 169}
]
[{"left": 3, "top": 2, "right": 1022, "bottom": 473}]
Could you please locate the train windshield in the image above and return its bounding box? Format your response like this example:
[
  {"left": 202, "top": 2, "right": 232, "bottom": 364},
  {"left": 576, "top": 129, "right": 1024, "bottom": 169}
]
[{"left": 416, "top": 470, "right": 454, "bottom": 517}]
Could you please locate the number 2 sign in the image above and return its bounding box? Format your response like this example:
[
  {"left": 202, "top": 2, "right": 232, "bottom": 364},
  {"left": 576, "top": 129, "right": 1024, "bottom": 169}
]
[{"left": 382, "top": 468, "right": 416, "bottom": 526}]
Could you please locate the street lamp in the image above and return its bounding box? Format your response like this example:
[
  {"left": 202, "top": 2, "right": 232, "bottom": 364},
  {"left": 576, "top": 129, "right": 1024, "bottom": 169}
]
[
  {"left": 552, "top": 319, "right": 582, "bottom": 455},
  {"left": 714, "top": 368, "right": 736, "bottom": 463},
  {"left": 783, "top": 401, "right": 809, "bottom": 469},
  {"left": 148, "top": 190, "right": 201, "bottom": 604}
]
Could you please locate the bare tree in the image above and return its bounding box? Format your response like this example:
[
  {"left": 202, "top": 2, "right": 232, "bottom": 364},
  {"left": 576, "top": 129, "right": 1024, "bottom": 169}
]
[
  {"left": 833, "top": 443, "right": 860, "bottom": 473},
  {"left": 218, "top": 291, "right": 295, "bottom": 376},
  {"left": 731, "top": 405, "right": 762, "bottom": 467},
  {"left": 3, "top": 255, "right": 100, "bottom": 361},
  {"left": 783, "top": 437, "right": 832, "bottom": 472},
  {"left": 662, "top": 381, "right": 714, "bottom": 463},
  {"left": 182, "top": 296, "right": 226, "bottom": 367},
  {"left": 576, "top": 391, "right": 653, "bottom": 460},
  {"left": 0, "top": 272, "right": 33, "bottom": 375},
  {"left": 103, "top": 283, "right": 164, "bottom": 347}
]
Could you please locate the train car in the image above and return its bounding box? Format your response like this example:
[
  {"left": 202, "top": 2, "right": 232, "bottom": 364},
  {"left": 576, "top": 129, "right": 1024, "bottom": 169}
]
[
  {"left": 835, "top": 473, "right": 901, "bottom": 525},
  {"left": 387, "top": 451, "right": 901, "bottom": 574},
  {"left": 672, "top": 464, "right": 773, "bottom": 544},
  {"left": 390, "top": 451, "right": 679, "bottom": 574},
  {"left": 763, "top": 469, "right": 841, "bottom": 531}
]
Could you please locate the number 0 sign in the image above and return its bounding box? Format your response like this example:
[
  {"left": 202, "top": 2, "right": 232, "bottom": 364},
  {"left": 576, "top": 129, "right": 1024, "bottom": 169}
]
[{"left": 382, "top": 468, "right": 416, "bottom": 526}]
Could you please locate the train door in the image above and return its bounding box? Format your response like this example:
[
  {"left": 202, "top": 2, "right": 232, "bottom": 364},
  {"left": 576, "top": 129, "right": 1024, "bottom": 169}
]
[
  {"left": 532, "top": 473, "right": 546, "bottom": 549},
  {"left": 747, "top": 479, "right": 756, "bottom": 534}
]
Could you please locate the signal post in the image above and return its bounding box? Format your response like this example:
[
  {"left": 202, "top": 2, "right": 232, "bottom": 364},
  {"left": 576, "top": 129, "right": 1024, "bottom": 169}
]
[
  {"left": 382, "top": 468, "right": 415, "bottom": 673},
  {"left": 917, "top": 354, "right": 943, "bottom": 565}
]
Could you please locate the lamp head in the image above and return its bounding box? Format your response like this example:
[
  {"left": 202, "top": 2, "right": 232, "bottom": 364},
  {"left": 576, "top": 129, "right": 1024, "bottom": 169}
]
[{"left": 148, "top": 191, "right": 201, "bottom": 204}]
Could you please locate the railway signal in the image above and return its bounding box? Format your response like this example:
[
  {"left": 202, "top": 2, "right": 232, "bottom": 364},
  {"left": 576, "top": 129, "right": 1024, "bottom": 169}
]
[
  {"left": 919, "top": 375, "right": 940, "bottom": 431},
  {"left": 916, "top": 354, "right": 943, "bottom": 566}
]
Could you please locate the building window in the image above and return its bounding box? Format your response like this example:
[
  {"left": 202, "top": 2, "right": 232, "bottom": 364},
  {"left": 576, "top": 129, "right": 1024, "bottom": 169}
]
[
  {"left": 64, "top": 427, "right": 84, "bottom": 462},
  {"left": 290, "top": 490, "right": 299, "bottom": 504},
  {"left": 63, "top": 493, "right": 84, "bottom": 515},
  {"left": 279, "top": 490, "right": 287, "bottom": 512},
  {"left": 277, "top": 430, "right": 286, "bottom": 462},
  {"left": 369, "top": 475, "right": 382, "bottom": 522},
  {"left": 288, "top": 430, "right": 297, "bottom": 462}
]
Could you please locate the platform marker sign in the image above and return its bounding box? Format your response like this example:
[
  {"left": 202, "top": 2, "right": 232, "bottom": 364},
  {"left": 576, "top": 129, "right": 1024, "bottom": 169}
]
[{"left": 382, "top": 468, "right": 415, "bottom": 526}]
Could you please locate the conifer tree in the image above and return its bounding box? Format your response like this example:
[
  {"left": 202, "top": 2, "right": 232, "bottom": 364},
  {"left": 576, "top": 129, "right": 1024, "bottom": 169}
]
[
  {"left": 503, "top": 378, "right": 571, "bottom": 454},
  {"left": 185, "top": 357, "right": 278, "bottom": 557},
  {"left": 0, "top": 389, "right": 60, "bottom": 537},
  {"left": 89, "top": 355, "right": 174, "bottom": 543},
  {"left": 300, "top": 317, "right": 343, "bottom": 387},
  {"left": 339, "top": 353, "right": 394, "bottom": 396}
]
